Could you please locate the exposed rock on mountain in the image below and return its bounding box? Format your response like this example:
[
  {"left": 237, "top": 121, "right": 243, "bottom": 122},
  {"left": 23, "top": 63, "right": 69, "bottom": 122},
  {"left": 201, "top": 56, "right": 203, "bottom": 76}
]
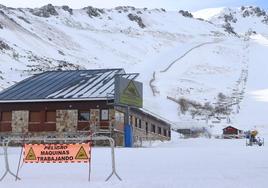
[
  {"left": 0, "top": 40, "right": 10, "bottom": 50},
  {"left": 30, "top": 4, "right": 58, "bottom": 18},
  {"left": 62, "top": 5, "right": 73, "bottom": 15},
  {"left": 179, "top": 10, "right": 193, "bottom": 18},
  {"left": 127, "top": 13, "right": 146, "bottom": 28},
  {"left": 83, "top": 6, "right": 104, "bottom": 18}
]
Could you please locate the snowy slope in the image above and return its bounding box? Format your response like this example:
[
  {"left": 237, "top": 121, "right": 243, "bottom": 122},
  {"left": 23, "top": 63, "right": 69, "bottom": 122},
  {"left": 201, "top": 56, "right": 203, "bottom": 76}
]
[
  {"left": 192, "top": 6, "right": 268, "bottom": 131},
  {"left": 0, "top": 4, "right": 268, "bottom": 132},
  {"left": 194, "top": 7, "right": 227, "bottom": 20}
]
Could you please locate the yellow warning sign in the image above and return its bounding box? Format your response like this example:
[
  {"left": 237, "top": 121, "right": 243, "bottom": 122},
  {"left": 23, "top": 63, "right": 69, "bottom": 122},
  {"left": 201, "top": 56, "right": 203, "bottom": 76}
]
[
  {"left": 75, "top": 146, "right": 88, "bottom": 160},
  {"left": 26, "top": 147, "right": 36, "bottom": 160},
  {"left": 123, "top": 81, "right": 140, "bottom": 98},
  {"left": 117, "top": 77, "right": 143, "bottom": 108}
]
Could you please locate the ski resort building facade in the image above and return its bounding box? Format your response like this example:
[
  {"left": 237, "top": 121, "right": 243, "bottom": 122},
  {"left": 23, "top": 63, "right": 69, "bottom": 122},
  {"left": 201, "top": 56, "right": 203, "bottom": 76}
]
[{"left": 0, "top": 69, "right": 171, "bottom": 145}]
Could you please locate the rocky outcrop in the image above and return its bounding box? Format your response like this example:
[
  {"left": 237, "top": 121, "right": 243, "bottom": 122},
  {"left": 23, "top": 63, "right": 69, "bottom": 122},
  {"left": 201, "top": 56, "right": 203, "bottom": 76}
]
[
  {"left": 84, "top": 6, "right": 104, "bottom": 18},
  {"left": 241, "top": 6, "right": 266, "bottom": 18},
  {"left": 216, "top": 6, "right": 268, "bottom": 33},
  {"left": 0, "top": 40, "right": 11, "bottom": 50},
  {"left": 223, "top": 22, "right": 237, "bottom": 35},
  {"left": 62, "top": 5, "right": 73, "bottom": 15},
  {"left": 179, "top": 10, "right": 193, "bottom": 18},
  {"left": 17, "top": 16, "right": 31, "bottom": 24},
  {"left": 240, "top": 6, "right": 268, "bottom": 25},
  {"left": 115, "top": 6, "right": 136, "bottom": 13},
  {"left": 216, "top": 10, "right": 238, "bottom": 35},
  {"left": 30, "top": 4, "right": 58, "bottom": 18},
  {"left": 128, "top": 13, "right": 146, "bottom": 28},
  {"left": 262, "top": 16, "right": 268, "bottom": 24},
  {"left": 223, "top": 13, "right": 237, "bottom": 23}
]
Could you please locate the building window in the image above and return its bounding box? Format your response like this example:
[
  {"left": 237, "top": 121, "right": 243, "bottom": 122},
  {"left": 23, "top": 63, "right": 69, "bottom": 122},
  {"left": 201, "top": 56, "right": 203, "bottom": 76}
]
[
  {"left": 163, "top": 129, "right": 167, "bottom": 136},
  {"left": 29, "top": 112, "right": 40, "bottom": 122},
  {"left": 46, "top": 111, "right": 56, "bottom": 122},
  {"left": 100, "top": 109, "right": 109, "bottom": 121},
  {"left": 1, "top": 112, "right": 12, "bottom": 122},
  {"left": 145, "top": 122, "right": 148, "bottom": 134},
  {"left": 129, "top": 115, "right": 133, "bottom": 125},
  {"left": 138, "top": 119, "right": 142, "bottom": 129},
  {"left": 151, "top": 124, "right": 156, "bottom": 133},
  {"left": 158, "top": 127, "right": 162, "bottom": 135},
  {"left": 78, "top": 111, "right": 90, "bottom": 121},
  {"left": 135, "top": 118, "right": 138, "bottom": 127}
]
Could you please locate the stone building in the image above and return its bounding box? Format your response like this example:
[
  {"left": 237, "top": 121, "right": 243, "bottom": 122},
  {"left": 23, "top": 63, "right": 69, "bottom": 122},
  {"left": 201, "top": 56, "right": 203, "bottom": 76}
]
[{"left": 0, "top": 69, "right": 171, "bottom": 145}]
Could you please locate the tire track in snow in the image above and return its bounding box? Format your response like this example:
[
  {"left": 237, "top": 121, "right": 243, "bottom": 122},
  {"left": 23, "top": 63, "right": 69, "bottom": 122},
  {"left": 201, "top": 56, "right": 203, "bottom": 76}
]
[
  {"left": 149, "top": 40, "right": 221, "bottom": 96},
  {"left": 160, "top": 41, "right": 220, "bottom": 73}
]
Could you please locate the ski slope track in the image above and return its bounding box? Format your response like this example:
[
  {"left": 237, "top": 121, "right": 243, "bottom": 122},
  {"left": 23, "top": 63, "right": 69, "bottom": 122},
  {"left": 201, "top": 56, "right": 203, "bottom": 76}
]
[
  {"left": 160, "top": 40, "right": 221, "bottom": 73},
  {"left": 149, "top": 40, "right": 222, "bottom": 96},
  {"left": 0, "top": 5, "right": 268, "bottom": 132}
]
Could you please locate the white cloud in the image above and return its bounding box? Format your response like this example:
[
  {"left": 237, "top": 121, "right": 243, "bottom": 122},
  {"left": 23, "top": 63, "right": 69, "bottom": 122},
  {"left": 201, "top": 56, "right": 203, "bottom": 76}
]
[{"left": 0, "top": 0, "right": 262, "bottom": 11}]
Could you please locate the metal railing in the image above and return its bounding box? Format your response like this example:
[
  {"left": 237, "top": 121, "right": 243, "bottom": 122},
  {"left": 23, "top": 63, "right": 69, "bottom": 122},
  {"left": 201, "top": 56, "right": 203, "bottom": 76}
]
[{"left": 0, "top": 133, "right": 122, "bottom": 182}]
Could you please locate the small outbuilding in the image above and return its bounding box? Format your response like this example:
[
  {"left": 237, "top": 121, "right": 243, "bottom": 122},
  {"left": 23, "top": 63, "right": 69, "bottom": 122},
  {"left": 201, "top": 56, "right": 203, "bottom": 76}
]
[
  {"left": 222, "top": 126, "right": 243, "bottom": 139},
  {"left": 0, "top": 69, "right": 171, "bottom": 146}
]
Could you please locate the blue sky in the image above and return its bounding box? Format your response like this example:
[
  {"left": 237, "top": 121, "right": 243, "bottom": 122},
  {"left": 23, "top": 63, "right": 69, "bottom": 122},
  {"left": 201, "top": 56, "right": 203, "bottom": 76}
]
[{"left": 0, "top": 0, "right": 267, "bottom": 11}]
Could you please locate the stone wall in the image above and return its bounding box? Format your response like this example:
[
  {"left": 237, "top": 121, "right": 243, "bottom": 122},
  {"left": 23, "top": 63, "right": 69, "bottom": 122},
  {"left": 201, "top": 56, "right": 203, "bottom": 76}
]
[
  {"left": 112, "top": 131, "right": 124, "bottom": 146},
  {"left": 109, "top": 109, "right": 115, "bottom": 128},
  {"left": 56, "top": 110, "right": 78, "bottom": 132},
  {"left": 90, "top": 109, "right": 99, "bottom": 131},
  {"left": 131, "top": 112, "right": 171, "bottom": 141},
  {"left": 11, "top": 111, "right": 29, "bottom": 133},
  {"left": 133, "top": 127, "right": 170, "bottom": 147}
]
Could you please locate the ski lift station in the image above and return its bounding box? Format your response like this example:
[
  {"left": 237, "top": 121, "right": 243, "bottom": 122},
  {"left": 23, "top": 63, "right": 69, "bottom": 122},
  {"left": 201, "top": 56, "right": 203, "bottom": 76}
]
[{"left": 0, "top": 69, "right": 171, "bottom": 146}]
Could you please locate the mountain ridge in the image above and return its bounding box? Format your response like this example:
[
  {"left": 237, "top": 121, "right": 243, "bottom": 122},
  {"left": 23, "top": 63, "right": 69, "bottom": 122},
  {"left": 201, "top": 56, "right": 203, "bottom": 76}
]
[{"left": 0, "top": 4, "right": 268, "bottom": 131}]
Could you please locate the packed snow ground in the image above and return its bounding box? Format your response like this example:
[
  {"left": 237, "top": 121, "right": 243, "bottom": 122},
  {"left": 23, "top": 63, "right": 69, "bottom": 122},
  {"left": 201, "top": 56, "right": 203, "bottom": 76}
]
[{"left": 1, "top": 132, "right": 268, "bottom": 188}]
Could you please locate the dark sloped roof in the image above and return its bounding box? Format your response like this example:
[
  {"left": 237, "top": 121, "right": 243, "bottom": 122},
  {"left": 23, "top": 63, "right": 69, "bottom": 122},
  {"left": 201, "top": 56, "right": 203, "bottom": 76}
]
[
  {"left": 0, "top": 69, "right": 127, "bottom": 102},
  {"left": 223, "top": 126, "right": 241, "bottom": 131}
]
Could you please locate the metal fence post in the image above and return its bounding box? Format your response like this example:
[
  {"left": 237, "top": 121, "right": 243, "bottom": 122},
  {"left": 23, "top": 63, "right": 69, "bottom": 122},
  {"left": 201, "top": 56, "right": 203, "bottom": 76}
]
[
  {"left": 105, "top": 137, "right": 122, "bottom": 181},
  {"left": 0, "top": 140, "right": 21, "bottom": 181}
]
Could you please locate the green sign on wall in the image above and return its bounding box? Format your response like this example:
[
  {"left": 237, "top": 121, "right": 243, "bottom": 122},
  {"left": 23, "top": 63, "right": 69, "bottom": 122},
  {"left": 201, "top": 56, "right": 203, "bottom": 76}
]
[{"left": 115, "top": 76, "right": 143, "bottom": 108}]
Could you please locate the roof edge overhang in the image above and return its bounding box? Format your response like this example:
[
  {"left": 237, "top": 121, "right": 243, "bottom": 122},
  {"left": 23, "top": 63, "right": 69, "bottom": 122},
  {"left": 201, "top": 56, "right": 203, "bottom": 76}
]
[{"left": 0, "top": 97, "right": 113, "bottom": 103}]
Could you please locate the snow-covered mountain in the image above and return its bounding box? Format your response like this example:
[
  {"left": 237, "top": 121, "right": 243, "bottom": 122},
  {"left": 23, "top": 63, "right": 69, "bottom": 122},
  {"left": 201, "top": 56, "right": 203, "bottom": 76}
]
[
  {"left": 0, "top": 4, "right": 268, "bottom": 132},
  {"left": 194, "top": 6, "right": 268, "bottom": 35}
]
